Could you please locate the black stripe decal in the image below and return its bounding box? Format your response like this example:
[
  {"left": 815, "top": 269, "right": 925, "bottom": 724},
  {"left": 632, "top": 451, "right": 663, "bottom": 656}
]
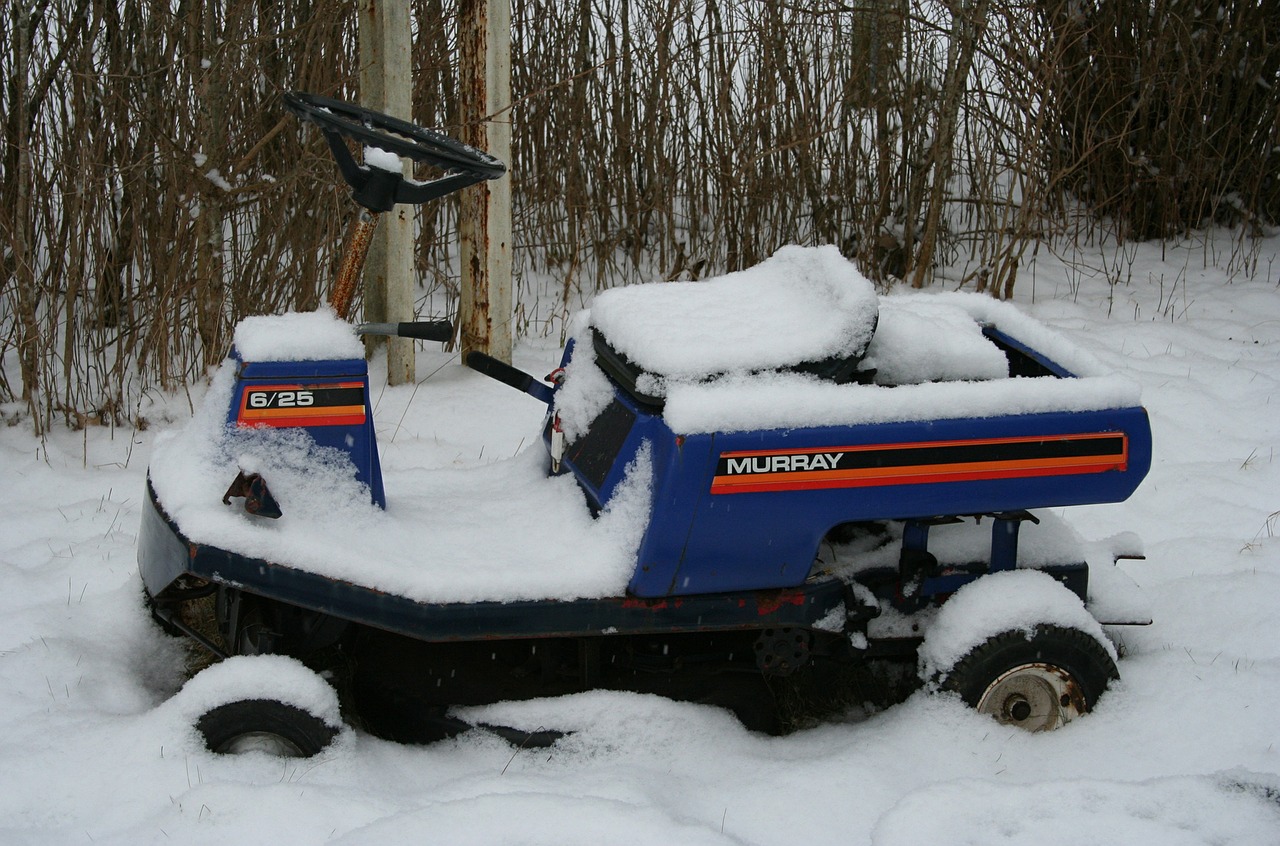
[{"left": 716, "top": 436, "right": 1125, "bottom": 477}]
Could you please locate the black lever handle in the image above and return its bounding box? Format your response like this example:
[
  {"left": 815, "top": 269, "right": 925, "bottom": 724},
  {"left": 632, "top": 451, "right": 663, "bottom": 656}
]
[
  {"left": 465, "top": 352, "right": 555, "bottom": 405},
  {"left": 357, "top": 321, "right": 454, "bottom": 343}
]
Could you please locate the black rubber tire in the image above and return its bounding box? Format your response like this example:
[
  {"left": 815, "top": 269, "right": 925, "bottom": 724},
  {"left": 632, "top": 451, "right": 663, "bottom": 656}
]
[
  {"left": 196, "top": 699, "right": 339, "bottom": 757},
  {"left": 939, "top": 625, "right": 1118, "bottom": 731}
]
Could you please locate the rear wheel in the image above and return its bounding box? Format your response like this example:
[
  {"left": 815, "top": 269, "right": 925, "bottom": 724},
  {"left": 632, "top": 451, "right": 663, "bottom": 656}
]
[
  {"left": 939, "top": 625, "right": 1118, "bottom": 731},
  {"left": 196, "top": 698, "right": 339, "bottom": 756}
]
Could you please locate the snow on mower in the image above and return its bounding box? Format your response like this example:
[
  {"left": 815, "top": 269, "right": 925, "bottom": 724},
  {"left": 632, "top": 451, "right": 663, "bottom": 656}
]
[{"left": 139, "top": 93, "right": 1153, "bottom": 756}]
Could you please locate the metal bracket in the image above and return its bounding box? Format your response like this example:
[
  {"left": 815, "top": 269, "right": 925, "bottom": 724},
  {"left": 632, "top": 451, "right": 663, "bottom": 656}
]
[{"left": 222, "top": 471, "right": 282, "bottom": 519}]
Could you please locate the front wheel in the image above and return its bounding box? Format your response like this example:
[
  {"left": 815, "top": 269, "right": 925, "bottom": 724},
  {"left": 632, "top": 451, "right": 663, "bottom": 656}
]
[
  {"left": 938, "top": 625, "right": 1118, "bottom": 732},
  {"left": 196, "top": 698, "right": 339, "bottom": 756}
]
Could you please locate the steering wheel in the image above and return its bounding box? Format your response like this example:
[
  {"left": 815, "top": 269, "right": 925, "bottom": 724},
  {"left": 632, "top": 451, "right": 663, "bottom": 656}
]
[{"left": 284, "top": 91, "right": 505, "bottom": 212}]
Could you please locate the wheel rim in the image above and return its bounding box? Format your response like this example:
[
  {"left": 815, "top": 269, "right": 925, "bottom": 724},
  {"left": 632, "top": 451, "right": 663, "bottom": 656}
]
[
  {"left": 214, "top": 731, "right": 308, "bottom": 757},
  {"left": 974, "top": 662, "right": 1086, "bottom": 731}
]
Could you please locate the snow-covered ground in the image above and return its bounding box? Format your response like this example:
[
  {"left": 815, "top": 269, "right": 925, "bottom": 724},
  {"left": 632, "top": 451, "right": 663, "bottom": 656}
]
[{"left": 2, "top": 231, "right": 1279, "bottom": 844}]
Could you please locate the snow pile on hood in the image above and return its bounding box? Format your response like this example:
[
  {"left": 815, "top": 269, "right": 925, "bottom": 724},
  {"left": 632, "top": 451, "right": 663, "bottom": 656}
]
[
  {"left": 147, "top": 356, "right": 654, "bottom": 604},
  {"left": 233, "top": 307, "right": 364, "bottom": 362},
  {"left": 862, "top": 294, "right": 1009, "bottom": 384},
  {"left": 589, "top": 245, "right": 878, "bottom": 379}
]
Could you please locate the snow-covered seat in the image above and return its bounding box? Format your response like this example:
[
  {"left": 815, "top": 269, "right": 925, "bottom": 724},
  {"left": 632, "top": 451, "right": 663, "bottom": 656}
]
[{"left": 587, "top": 246, "right": 880, "bottom": 404}]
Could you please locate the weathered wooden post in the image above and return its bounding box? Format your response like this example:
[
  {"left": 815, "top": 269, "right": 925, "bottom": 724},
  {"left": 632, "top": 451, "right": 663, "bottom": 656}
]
[
  {"left": 359, "top": 0, "right": 416, "bottom": 384},
  {"left": 458, "top": 0, "right": 514, "bottom": 363}
]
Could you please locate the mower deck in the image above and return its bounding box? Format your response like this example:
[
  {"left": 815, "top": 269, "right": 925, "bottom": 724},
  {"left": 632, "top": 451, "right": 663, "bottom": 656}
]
[{"left": 140, "top": 477, "right": 860, "bottom": 644}]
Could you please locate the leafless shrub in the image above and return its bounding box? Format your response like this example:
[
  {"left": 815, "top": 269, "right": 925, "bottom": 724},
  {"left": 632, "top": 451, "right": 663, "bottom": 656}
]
[
  {"left": 1, "top": 0, "right": 360, "bottom": 432},
  {"left": 1042, "top": 0, "right": 1280, "bottom": 241},
  {"left": 4, "top": 0, "right": 1274, "bottom": 432}
]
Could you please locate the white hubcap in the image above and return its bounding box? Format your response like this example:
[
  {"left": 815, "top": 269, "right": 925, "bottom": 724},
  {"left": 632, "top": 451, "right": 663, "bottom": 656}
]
[
  {"left": 975, "top": 662, "right": 1085, "bottom": 731},
  {"left": 216, "top": 731, "right": 307, "bottom": 757}
]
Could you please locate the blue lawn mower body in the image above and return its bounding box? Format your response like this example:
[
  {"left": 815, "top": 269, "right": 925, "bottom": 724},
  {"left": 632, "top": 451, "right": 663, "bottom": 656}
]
[{"left": 139, "top": 94, "right": 1154, "bottom": 744}]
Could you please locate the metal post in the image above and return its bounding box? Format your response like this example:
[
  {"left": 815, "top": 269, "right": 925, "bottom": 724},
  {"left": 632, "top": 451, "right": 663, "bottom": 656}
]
[
  {"left": 458, "top": 0, "right": 514, "bottom": 364},
  {"left": 359, "top": 0, "right": 416, "bottom": 384}
]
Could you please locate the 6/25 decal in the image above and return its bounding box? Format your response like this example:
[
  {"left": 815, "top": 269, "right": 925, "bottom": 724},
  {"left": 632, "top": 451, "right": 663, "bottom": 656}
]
[
  {"left": 248, "top": 389, "right": 315, "bottom": 409},
  {"left": 238, "top": 383, "right": 365, "bottom": 427}
]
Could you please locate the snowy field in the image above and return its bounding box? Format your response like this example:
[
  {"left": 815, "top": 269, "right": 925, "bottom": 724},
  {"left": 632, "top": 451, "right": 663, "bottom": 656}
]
[{"left": 2, "top": 231, "right": 1279, "bottom": 844}]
